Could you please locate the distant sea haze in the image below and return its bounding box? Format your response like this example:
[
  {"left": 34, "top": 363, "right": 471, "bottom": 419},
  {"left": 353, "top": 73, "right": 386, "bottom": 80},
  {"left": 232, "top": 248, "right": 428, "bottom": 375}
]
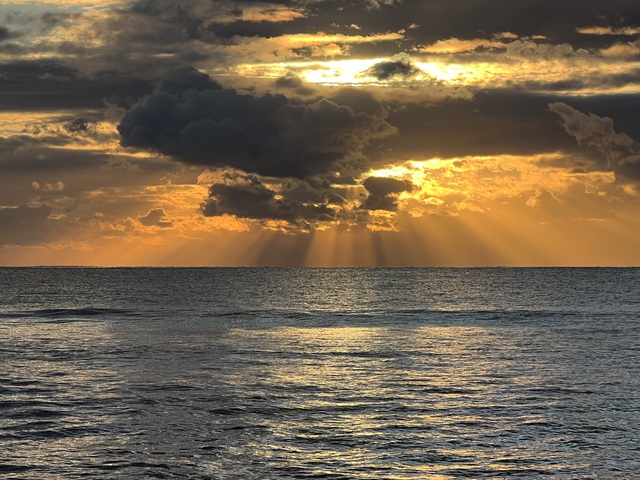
[{"left": 2, "top": 267, "right": 639, "bottom": 478}]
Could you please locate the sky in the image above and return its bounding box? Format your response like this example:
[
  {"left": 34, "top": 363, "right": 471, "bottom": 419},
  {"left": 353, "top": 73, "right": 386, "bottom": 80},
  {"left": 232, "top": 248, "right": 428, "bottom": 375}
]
[{"left": 2, "top": 0, "right": 640, "bottom": 266}]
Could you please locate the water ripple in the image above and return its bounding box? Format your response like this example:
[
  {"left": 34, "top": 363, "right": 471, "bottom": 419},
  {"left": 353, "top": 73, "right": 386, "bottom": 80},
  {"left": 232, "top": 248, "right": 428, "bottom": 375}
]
[{"left": 1, "top": 267, "right": 640, "bottom": 478}]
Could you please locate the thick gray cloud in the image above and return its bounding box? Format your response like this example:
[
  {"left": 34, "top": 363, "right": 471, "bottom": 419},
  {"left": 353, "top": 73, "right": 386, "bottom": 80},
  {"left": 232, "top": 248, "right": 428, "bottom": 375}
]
[
  {"left": 118, "top": 66, "right": 397, "bottom": 179},
  {"left": 362, "top": 176, "right": 413, "bottom": 211},
  {"left": 202, "top": 173, "right": 338, "bottom": 227}
]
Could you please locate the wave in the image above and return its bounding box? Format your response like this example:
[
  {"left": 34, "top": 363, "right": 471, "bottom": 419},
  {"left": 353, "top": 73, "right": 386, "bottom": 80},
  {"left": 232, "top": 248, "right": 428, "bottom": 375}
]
[{"left": 0, "top": 307, "right": 141, "bottom": 320}]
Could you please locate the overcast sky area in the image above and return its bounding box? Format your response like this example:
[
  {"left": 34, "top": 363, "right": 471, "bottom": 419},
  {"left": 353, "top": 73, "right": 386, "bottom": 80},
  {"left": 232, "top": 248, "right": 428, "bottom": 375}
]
[{"left": 2, "top": 0, "right": 640, "bottom": 266}]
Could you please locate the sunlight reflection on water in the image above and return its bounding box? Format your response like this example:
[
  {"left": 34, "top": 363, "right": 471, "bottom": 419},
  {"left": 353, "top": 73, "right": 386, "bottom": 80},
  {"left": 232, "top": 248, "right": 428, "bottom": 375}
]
[{"left": 2, "top": 267, "right": 640, "bottom": 477}]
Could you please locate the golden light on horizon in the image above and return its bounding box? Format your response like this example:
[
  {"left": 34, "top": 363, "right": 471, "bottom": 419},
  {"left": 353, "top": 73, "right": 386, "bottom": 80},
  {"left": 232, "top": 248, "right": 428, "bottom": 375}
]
[
  {"left": 218, "top": 54, "right": 640, "bottom": 95},
  {"left": 4, "top": 0, "right": 640, "bottom": 266},
  {"left": 6, "top": 0, "right": 640, "bottom": 473}
]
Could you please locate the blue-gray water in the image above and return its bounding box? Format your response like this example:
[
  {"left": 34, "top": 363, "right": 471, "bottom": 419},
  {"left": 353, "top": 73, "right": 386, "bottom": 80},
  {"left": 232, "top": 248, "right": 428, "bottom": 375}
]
[{"left": 1, "top": 267, "right": 639, "bottom": 478}]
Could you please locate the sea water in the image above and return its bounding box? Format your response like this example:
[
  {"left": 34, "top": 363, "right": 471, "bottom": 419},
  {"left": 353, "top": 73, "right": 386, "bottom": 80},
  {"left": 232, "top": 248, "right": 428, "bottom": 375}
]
[{"left": 1, "top": 267, "right": 639, "bottom": 478}]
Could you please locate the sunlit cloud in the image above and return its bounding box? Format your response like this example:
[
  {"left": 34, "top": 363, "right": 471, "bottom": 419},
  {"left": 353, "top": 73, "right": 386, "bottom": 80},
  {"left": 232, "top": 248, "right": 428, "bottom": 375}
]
[
  {"left": 417, "top": 37, "right": 507, "bottom": 54},
  {"left": 2, "top": 0, "right": 640, "bottom": 265},
  {"left": 577, "top": 26, "right": 640, "bottom": 36},
  {"left": 600, "top": 40, "right": 640, "bottom": 58}
]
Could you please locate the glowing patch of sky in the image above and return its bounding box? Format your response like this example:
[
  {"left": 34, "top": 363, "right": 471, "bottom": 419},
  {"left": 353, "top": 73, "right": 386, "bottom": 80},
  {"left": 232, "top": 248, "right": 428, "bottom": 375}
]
[{"left": 220, "top": 55, "right": 640, "bottom": 94}]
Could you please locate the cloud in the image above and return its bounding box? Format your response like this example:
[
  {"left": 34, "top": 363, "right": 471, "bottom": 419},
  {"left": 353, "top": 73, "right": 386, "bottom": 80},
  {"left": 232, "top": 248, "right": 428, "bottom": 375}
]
[
  {"left": 138, "top": 207, "right": 173, "bottom": 227},
  {"left": 362, "top": 176, "right": 413, "bottom": 211},
  {"left": 0, "top": 25, "right": 21, "bottom": 41},
  {"left": 335, "top": 0, "right": 640, "bottom": 52},
  {"left": 201, "top": 172, "right": 339, "bottom": 229},
  {"left": 505, "top": 40, "right": 578, "bottom": 59},
  {"left": 578, "top": 26, "right": 640, "bottom": 36},
  {"left": 154, "top": 65, "right": 223, "bottom": 95},
  {"left": 274, "top": 74, "right": 316, "bottom": 96},
  {"left": 548, "top": 102, "right": 634, "bottom": 164},
  {"left": 216, "top": 31, "right": 404, "bottom": 63},
  {"left": 612, "top": 154, "right": 640, "bottom": 183},
  {"left": 211, "top": 2, "right": 306, "bottom": 24},
  {"left": 600, "top": 39, "right": 640, "bottom": 58},
  {"left": 118, "top": 66, "right": 397, "bottom": 179},
  {"left": 4, "top": 0, "right": 640, "bottom": 254},
  {"left": 417, "top": 37, "right": 506, "bottom": 54},
  {"left": 132, "top": 0, "right": 305, "bottom": 27},
  {"left": 0, "top": 61, "right": 152, "bottom": 111},
  {"left": 32, "top": 181, "right": 65, "bottom": 192},
  {"left": 524, "top": 183, "right": 616, "bottom": 221},
  {"left": 416, "top": 36, "right": 579, "bottom": 58},
  {"left": 549, "top": 101, "right": 640, "bottom": 182},
  {"left": 63, "top": 118, "right": 99, "bottom": 134},
  {"left": 379, "top": 90, "right": 578, "bottom": 161},
  {"left": 364, "top": 54, "right": 421, "bottom": 80}
]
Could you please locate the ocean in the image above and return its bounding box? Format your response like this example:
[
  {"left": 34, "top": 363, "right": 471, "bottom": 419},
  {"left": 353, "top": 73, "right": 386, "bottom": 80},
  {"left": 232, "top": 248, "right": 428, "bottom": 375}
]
[{"left": 1, "top": 267, "right": 639, "bottom": 478}]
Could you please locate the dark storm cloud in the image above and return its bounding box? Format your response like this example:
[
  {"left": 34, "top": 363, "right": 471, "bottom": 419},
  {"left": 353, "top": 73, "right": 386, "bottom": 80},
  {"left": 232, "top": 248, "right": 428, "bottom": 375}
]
[
  {"left": 0, "top": 205, "right": 51, "bottom": 245},
  {"left": 202, "top": 173, "right": 338, "bottom": 227},
  {"left": 362, "top": 176, "right": 413, "bottom": 211},
  {"left": 118, "top": 66, "right": 396, "bottom": 179}
]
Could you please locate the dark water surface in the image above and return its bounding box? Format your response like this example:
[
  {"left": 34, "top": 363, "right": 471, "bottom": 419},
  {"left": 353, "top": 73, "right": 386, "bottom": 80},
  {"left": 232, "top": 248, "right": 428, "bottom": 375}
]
[{"left": 1, "top": 268, "right": 639, "bottom": 478}]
